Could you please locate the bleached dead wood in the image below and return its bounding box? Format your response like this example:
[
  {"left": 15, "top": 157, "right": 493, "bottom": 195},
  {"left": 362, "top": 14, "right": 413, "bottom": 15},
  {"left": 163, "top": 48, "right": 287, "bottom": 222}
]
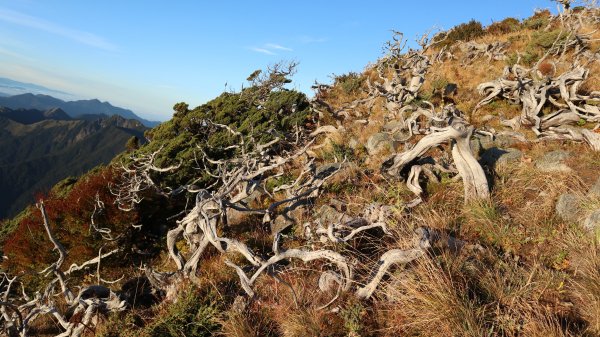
[
  {"left": 0, "top": 203, "right": 126, "bottom": 337},
  {"left": 355, "top": 227, "right": 433, "bottom": 299},
  {"left": 225, "top": 233, "right": 352, "bottom": 300},
  {"left": 366, "top": 31, "right": 441, "bottom": 115},
  {"left": 383, "top": 116, "right": 489, "bottom": 202},
  {"left": 110, "top": 146, "right": 182, "bottom": 211},
  {"left": 459, "top": 41, "right": 509, "bottom": 64},
  {"left": 476, "top": 62, "right": 600, "bottom": 150}
]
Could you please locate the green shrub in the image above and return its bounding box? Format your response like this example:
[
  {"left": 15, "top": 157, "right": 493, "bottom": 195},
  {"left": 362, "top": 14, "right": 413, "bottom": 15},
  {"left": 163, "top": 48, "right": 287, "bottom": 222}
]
[
  {"left": 321, "top": 142, "right": 356, "bottom": 163},
  {"left": 506, "top": 52, "right": 519, "bottom": 66},
  {"left": 341, "top": 302, "right": 365, "bottom": 336},
  {"left": 522, "top": 9, "right": 552, "bottom": 30},
  {"left": 487, "top": 17, "right": 521, "bottom": 35},
  {"left": 436, "top": 19, "right": 485, "bottom": 47},
  {"left": 135, "top": 85, "right": 312, "bottom": 189},
  {"left": 521, "top": 51, "right": 539, "bottom": 66},
  {"left": 143, "top": 289, "right": 220, "bottom": 337},
  {"left": 333, "top": 72, "right": 364, "bottom": 95},
  {"left": 530, "top": 29, "right": 565, "bottom": 49},
  {"left": 513, "top": 29, "right": 566, "bottom": 66}
]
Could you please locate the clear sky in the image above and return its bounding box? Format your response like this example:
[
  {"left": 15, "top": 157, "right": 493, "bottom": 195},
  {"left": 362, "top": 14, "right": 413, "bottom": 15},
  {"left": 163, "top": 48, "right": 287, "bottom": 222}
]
[{"left": 0, "top": 0, "right": 558, "bottom": 121}]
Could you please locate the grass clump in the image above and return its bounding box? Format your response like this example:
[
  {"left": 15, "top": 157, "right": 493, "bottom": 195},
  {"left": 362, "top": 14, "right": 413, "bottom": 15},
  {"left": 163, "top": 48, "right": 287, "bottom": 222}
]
[
  {"left": 333, "top": 72, "right": 365, "bottom": 95},
  {"left": 487, "top": 17, "right": 521, "bottom": 35},
  {"left": 523, "top": 9, "right": 552, "bottom": 30},
  {"left": 144, "top": 288, "right": 220, "bottom": 336},
  {"left": 436, "top": 19, "right": 485, "bottom": 48}
]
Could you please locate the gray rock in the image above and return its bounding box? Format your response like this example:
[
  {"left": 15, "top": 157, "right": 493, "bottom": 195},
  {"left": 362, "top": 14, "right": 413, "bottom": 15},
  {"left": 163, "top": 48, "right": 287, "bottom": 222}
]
[
  {"left": 583, "top": 210, "right": 600, "bottom": 232},
  {"left": 588, "top": 176, "right": 600, "bottom": 198},
  {"left": 348, "top": 138, "right": 359, "bottom": 150},
  {"left": 479, "top": 136, "right": 495, "bottom": 150},
  {"left": 382, "top": 120, "right": 403, "bottom": 132},
  {"left": 226, "top": 208, "right": 249, "bottom": 227},
  {"left": 470, "top": 137, "right": 483, "bottom": 157},
  {"left": 271, "top": 214, "right": 293, "bottom": 235},
  {"left": 480, "top": 147, "right": 522, "bottom": 168},
  {"left": 328, "top": 198, "right": 347, "bottom": 213},
  {"left": 243, "top": 189, "right": 263, "bottom": 207},
  {"left": 391, "top": 130, "right": 411, "bottom": 142},
  {"left": 366, "top": 133, "right": 393, "bottom": 155},
  {"left": 478, "top": 132, "right": 525, "bottom": 150},
  {"left": 316, "top": 205, "right": 352, "bottom": 225},
  {"left": 494, "top": 134, "right": 521, "bottom": 147},
  {"left": 535, "top": 150, "right": 572, "bottom": 173},
  {"left": 555, "top": 193, "right": 582, "bottom": 223},
  {"left": 271, "top": 205, "right": 306, "bottom": 234},
  {"left": 315, "top": 163, "right": 342, "bottom": 180}
]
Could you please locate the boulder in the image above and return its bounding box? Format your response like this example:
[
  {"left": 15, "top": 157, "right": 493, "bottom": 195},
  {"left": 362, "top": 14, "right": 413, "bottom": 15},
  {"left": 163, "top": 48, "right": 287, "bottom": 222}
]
[
  {"left": 478, "top": 132, "right": 525, "bottom": 150},
  {"left": 582, "top": 209, "right": 600, "bottom": 232},
  {"left": 315, "top": 162, "right": 343, "bottom": 180},
  {"left": 480, "top": 147, "right": 522, "bottom": 168},
  {"left": 316, "top": 204, "right": 352, "bottom": 225},
  {"left": 555, "top": 193, "right": 582, "bottom": 223},
  {"left": 588, "top": 176, "right": 600, "bottom": 198},
  {"left": 470, "top": 137, "right": 483, "bottom": 157},
  {"left": 271, "top": 205, "right": 306, "bottom": 235},
  {"left": 366, "top": 133, "right": 393, "bottom": 155},
  {"left": 535, "top": 150, "right": 572, "bottom": 173}
]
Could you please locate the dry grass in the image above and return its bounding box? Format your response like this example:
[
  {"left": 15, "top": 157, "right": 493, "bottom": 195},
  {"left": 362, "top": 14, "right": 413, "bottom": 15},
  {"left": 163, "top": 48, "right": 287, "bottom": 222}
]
[
  {"left": 565, "top": 235, "right": 600, "bottom": 335},
  {"left": 86, "top": 8, "right": 600, "bottom": 337}
]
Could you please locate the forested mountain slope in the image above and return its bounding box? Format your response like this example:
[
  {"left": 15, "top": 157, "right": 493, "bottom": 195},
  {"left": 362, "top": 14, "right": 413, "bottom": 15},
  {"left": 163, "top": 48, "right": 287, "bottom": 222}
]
[{"left": 0, "top": 110, "right": 146, "bottom": 218}]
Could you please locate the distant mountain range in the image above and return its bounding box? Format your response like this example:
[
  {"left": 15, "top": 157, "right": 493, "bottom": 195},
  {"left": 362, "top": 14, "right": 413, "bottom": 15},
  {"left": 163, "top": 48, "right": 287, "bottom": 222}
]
[
  {"left": 0, "top": 107, "right": 147, "bottom": 219},
  {"left": 0, "top": 77, "right": 74, "bottom": 100},
  {"left": 0, "top": 78, "right": 160, "bottom": 127}
]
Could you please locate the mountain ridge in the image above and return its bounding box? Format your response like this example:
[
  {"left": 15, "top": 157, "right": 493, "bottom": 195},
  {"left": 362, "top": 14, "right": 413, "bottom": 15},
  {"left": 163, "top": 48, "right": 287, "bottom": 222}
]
[
  {"left": 0, "top": 107, "right": 147, "bottom": 219},
  {"left": 0, "top": 88, "right": 160, "bottom": 127}
]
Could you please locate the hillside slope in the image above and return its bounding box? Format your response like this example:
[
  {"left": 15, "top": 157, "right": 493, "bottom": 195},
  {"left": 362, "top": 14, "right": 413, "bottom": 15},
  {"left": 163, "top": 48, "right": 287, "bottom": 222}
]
[{"left": 1, "top": 3, "right": 600, "bottom": 337}]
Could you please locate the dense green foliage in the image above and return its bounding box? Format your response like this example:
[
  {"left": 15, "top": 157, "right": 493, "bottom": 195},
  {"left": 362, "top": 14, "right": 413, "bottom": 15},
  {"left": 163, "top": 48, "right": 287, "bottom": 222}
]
[
  {"left": 437, "top": 19, "right": 485, "bottom": 47},
  {"left": 138, "top": 87, "right": 312, "bottom": 189},
  {"left": 333, "top": 72, "right": 365, "bottom": 95}
]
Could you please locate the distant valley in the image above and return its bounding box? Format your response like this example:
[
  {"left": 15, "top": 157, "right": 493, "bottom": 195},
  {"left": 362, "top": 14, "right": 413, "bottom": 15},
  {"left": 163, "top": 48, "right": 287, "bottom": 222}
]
[{"left": 0, "top": 104, "right": 148, "bottom": 219}]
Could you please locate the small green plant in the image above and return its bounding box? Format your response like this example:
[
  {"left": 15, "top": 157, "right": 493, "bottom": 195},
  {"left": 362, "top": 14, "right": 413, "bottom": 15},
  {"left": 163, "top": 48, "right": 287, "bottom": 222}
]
[
  {"left": 341, "top": 302, "right": 365, "bottom": 337},
  {"left": 333, "top": 72, "right": 365, "bottom": 95},
  {"left": 126, "top": 136, "right": 140, "bottom": 152},
  {"left": 431, "top": 76, "right": 450, "bottom": 93},
  {"left": 530, "top": 29, "right": 565, "bottom": 49},
  {"left": 265, "top": 174, "right": 294, "bottom": 192},
  {"left": 506, "top": 52, "right": 519, "bottom": 66},
  {"left": 142, "top": 288, "right": 220, "bottom": 337},
  {"left": 523, "top": 52, "right": 539, "bottom": 66},
  {"left": 322, "top": 142, "right": 356, "bottom": 162}
]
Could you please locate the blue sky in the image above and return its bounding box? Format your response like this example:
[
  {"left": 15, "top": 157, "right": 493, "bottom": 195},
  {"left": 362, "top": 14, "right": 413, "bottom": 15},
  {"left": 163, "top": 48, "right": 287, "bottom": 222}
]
[{"left": 0, "top": 0, "right": 557, "bottom": 121}]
